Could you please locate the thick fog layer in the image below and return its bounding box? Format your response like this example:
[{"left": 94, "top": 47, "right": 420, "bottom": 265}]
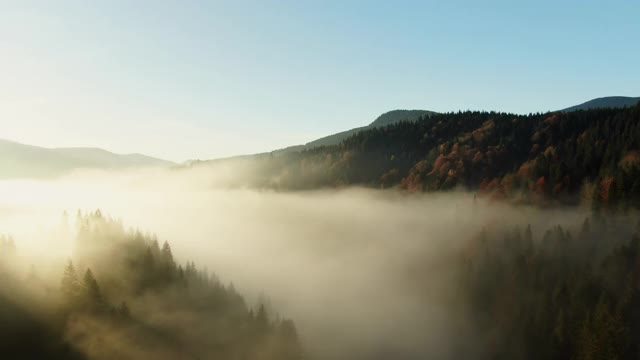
[{"left": 0, "top": 167, "right": 592, "bottom": 359}]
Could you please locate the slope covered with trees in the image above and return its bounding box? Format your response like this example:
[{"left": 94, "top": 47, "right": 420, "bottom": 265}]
[
  {"left": 194, "top": 104, "right": 640, "bottom": 209},
  {"left": 453, "top": 215, "right": 640, "bottom": 360},
  {"left": 0, "top": 211, "right": 302, "bottom": 360},
  {"left": 272, "top": 109, "right": 436, "bottom": 154}
]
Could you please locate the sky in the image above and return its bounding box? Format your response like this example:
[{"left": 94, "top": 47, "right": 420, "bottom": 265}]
[{"left": 1, "top": 1, "right": 638, "bottom": 162}]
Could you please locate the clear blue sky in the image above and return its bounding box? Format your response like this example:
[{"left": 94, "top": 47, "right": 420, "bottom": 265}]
[{"left": 2, "top": 1, "right": 638, "bottom": 162}]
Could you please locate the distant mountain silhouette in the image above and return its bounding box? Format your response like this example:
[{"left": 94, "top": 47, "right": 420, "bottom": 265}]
[
  {"left": 274, "top": 110, "right": 436, "bottom": 154},
  {"left": 369, "top": 109, "right": 437, "bottom": 127},
  {"left": 0, "top": 139, "right": 174, "bottom": 179},
  {"left": 562, "top": 96, "right": 640, "bottom": 112}
]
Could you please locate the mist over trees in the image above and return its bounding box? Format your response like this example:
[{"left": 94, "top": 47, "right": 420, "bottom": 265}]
[
  {"left": 454, "top": 215, "right": 640, "bottom": 359},
  {"left": 2, "top": 105, "right": 640, "bottom": 359},
  {"left": 2, "top": 185, "right": 640, "bottom": 359},
  {"left": 0, "top": 210, "right": 302, "bottom": 360}
]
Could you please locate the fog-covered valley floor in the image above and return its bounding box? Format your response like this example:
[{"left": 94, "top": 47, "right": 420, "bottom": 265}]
[{"left": 2, "top": 167, "right": 615, "bottom": 359}]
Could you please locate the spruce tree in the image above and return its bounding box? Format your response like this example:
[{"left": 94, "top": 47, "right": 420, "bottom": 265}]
[
  {"left": 61, "top": 260, "right": 81, "bottom": 306},
  {"left": 83, "top": 268, "right": 103, "bottom": 310}
]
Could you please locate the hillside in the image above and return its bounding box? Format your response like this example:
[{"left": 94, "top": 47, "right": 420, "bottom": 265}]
[
  {"left": 562, "top": 96, "right": 640, "bottom": 112},
  {"left": 0, "top": 212, "right": 302, "bottom": 359},
  {"left": 193, "top": 103, "right": 640, "bottom": 208},
  {"left": 0, "top": 139, "right": 174, "bottom": 179},
  {"left": 271, "top": 97, "right": 638, "bottom": 157},
  {"left": 274, "top": 109, "right": 436, "bottom": 154},
  {"left": 368, "top": 109, "right": 437, "bottom": 127}
]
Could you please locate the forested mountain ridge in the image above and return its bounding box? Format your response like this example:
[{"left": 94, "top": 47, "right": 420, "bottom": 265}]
[
  {"left": 369, "top": 109, "right": 437, "bottom": 127},
  {"left": 561, "top": 96, "right": 640, "bottom": 112},
  {"left": 273, "top": 109, "right": 436, "bottom": 154},
  {"left": 192, "top": 103, "right": 640, "bottom": 208}
]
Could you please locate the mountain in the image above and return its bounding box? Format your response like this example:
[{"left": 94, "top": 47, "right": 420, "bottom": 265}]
[
  {"left": 272, "top": 96, "right": 639, "bottom": 157},
  {"left": 280, "top": 98, "right": 640, "bottom": 155},
  {"left": 368, "top": 109, "right": 437, "bottom": 127},
  {"left": 562, "top": 96, "right": 640, "bottom": 112},
  {"left": 194, "top": 103, "right": 640, "bottom": 208},
  {"left": 0, "top": 139, "right": 174, "bottom": 179},
  {"left": 279, "top": 98, "right": 638, "bottom": 155},
  {"left": 274, "top": 109, "right": 436, "bottom": 154}
]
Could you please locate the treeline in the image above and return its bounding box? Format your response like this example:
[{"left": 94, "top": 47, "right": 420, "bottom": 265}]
[
  {"left": 195, "top": 104, "right": 640, "bottom": 208},
  {"left": 0, "top": 210, "right": 303, "bottom": 360},
  {"left": 455, "top": 215, "right": 640, "bottom": 359}
]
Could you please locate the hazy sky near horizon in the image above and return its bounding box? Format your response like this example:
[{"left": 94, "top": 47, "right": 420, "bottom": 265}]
[{"left": 1, "top": 1, "right": 639, "bottom": 162}]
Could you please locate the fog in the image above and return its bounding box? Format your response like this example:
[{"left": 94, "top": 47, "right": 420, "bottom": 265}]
[{"left": 0, "top": 166, "right": 593, "bottom": 359}]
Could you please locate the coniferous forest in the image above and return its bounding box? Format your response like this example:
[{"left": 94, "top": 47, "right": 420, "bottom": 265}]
[
  {"left": 195, "top": 104, "right": 640, "bottom": 210},
  {"left": 180, "top": 104, "right": 640, "bottom": 359},
  {"left": 453, "top": 215, "right": 640, "bottom": 360},
  {"left": 5, "top": 210, "right": 640, "bottom": 359},
  {"left": 2, "top": 105, "right": 640, "bottom": 359},
  {"left": 0, "top": 211, "right": 302, "bottom": 360},
  {"left": 1, "top": 104, "right": 640, "bottom": 359},
  {"left": 3, "top": 2, "right": 639, "bottom": 359}
]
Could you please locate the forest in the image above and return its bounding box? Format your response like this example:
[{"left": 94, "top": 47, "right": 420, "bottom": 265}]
[
  {"left": 453, "top": 213, "right": 640, "bottom": 359},
  {"left": 3, "top": 197, "right": 640, "bottom": 359},
  {"left": 193, "top": 104, "right": 640, "bottom": 210},
  {"left": 3, "top": 1, "right": 638, "bottom": 358},
  {"left": 0, "top": 211, "right": 302, "bottom": 360},
  {"left": 2, "top": 105, "right": 640, "bottom": 359}
]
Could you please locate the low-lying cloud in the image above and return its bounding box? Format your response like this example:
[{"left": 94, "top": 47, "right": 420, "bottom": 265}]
[{"left": 0, "top": 166, "right": 593, "bottom": 359}]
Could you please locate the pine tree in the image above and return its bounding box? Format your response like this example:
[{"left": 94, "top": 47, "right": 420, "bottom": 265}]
[
  {"left": 61, "top": 260, "right": 81, "bottom": 306},
  {"left": 256, "top": 303, "right": 270, "bottom": 333},
  {"left": 161, "top": 241, "right": 174, "bottom": 264},
  {"left": 83, "top": 268, "right": 103, "bottom": 310}
]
